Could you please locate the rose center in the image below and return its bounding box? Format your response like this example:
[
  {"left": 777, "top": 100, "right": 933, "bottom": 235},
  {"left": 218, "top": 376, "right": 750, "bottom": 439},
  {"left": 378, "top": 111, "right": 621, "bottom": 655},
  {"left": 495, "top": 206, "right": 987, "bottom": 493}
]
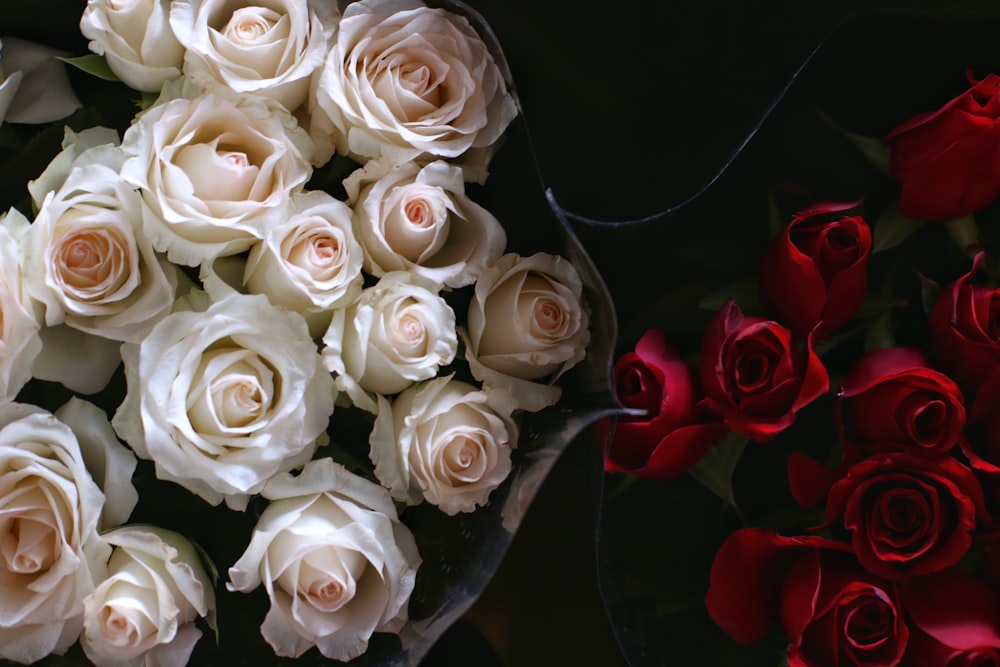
[
  {"left": 842, "top": 596, "right": 892, "bottom": 650},
  {"left": 393, "top": 312, "right": 425, "bottom": 348},
  {"left": 1, "top": 515, "right": 56, "bottom": 575},
  {"left": 100, "top": 607, "right": 144, "bottom": 647},
  {"left": 530, "top": 297, "right": 567, "bottom": 339},
  {"left": 225, "top": 7, "right": 278, "bottom": 44},
  {"left": 399, "top": 63, "right": 432, "bottom": 96},
  {"left": 441, "top": 435, "right": 488, "bottom": 483},
  {"left": 404, "top": 198, "right": 433, "bottom": 228},
  {"left": 899, "top": 392, "right": 949, "bottom": 445}
]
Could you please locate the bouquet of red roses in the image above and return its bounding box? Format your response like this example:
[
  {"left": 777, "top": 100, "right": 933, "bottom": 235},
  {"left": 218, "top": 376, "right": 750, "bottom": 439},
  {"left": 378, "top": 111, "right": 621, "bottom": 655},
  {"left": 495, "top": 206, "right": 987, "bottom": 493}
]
[{"left": 601, "top": 67, "right": 1000, "bottom": 665}]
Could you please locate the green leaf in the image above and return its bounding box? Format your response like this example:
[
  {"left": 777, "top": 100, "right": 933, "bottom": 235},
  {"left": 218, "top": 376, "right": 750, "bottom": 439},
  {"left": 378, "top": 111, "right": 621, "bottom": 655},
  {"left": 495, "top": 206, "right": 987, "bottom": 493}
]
[
  {"left": 818, "top": 110, "right": 891, "bottom": 175},
  {"left": 56, "top": 54, "right": 119, "bottom": 82},
  {"left": 852, "top": 291, "right": 908, "bottom": 321},
  {"left": 864, "top": 309, "right": 896, "bottom": 351},
  {"left": 916, "top": 271, "right": 943, "bottom": 315},
  {"left": 686, "top": 429, "right": 748, "bottom": 515},
  {"left": 872, "top": 203, "right": 925, "bottom": 253},
  {"left": 945, "top": 214, "right": 982, "bottom": 258},
  {"left": 697, "top": 276, "right": 761, "bottom": 315}
]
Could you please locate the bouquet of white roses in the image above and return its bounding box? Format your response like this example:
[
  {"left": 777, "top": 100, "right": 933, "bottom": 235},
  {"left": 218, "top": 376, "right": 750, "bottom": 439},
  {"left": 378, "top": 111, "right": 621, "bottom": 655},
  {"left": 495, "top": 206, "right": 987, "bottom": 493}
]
[{"left": 0, "top": 0, "right": 611, "bottom": 664}]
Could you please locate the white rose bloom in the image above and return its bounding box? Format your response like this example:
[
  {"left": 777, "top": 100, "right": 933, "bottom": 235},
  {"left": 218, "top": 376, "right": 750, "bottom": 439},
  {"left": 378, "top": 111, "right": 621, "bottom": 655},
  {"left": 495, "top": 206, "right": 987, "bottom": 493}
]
[
  {"left": 371, "top": 375, "right": 516, "bottom": 515},
  {"left": 322, "top": 271, "right": 457, "bottom": 413},
  {"left": 0, "top": 402, "right": 111, "bottom": 665},
  {"left": 23, "top": 136, "right": 177, "bottom": 344},
  {"left": 345, "top": 159, "right": 506, "bottom": 288},
  {"left": 80, "top": 0, "right": 185, "bottom": 92},
  {"left": 462, "top": 253, "right": 590, "bottom": 412},
  {"left": 0, "top": 209, "right": 41, "bottom": 403},
  {"left": 112, "top": 291, "right": 336, "bottom": 510},
  {"left": 0, "top": 36, "right": 81, "bottom": 125},
  {"left": 120, "top": 86, "right": 314, "bottom": 267},
  {"left": 81, "top": 526, "right": 215, "bottom": 667},
  {"left": 244, "top": 190, "right": 363, "bottom": 338},
  {"left": 170, "top": 0, "right": 337, "bottom": 112},
  {"left": 227, "top": 458, "right": 420, "bottom": 662},
  {"left": 309, "top": 0, "right": 517, "bottom": 174}
]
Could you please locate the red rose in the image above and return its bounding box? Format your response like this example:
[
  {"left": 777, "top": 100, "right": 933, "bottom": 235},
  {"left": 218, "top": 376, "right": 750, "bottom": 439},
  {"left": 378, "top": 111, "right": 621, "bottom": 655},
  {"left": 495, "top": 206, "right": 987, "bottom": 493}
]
[
  {"left": 706, "top": 528, "right": 908, "bottom": 667},
  {"left": 700, "top": 298, "right": 828, "bottom": 441},
  {"left": 602, "top": 329, "right": 727, "bottom": 479},
  {"left": 824, "top": 452, "right": 988, "bottom": 579},
  {"left": 883, "top": 71, "right": 1000, "bottom": 221},
  {"left": 836, "top": 346, "right": 966, "bottom": 457},
  {"left": 759, "top": 201, "right": 871, "bottom": 338},
  {"left": 929, "top": 252, "right": 1000, "bottom": 416},
  {"left": 904, "top": 569, "right": 1000, "bottom": 667}
]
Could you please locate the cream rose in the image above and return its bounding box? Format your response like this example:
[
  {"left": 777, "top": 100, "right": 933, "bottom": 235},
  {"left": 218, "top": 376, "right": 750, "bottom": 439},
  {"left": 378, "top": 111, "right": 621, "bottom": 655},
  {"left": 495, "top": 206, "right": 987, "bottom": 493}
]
[
  {"left": 23, "top": 132, "right": 177, "bottom": 344},
  {"left": 345, "top": 159, "right": 506, "bottom": 288},
  {"left": 80, "top": 0, "right": 185, "bottom": 92},
  {"left": 244, "top": 190, "right": 363, "bottom": 338},
  {"left": 120, "top": 85, "right": 314, "bottom": 267},
  {"left": 371, "top": 375, "right": 516, "bottom": 515},
  {"left": 170, "top": 0, "right": 337, "bottom": 111},
  {"left": 322, "top": 271, "right": 457, "bottom": 413},
  {"left": 309, "top": 0, "right": 517, "bottom": 174},
  {"left": 112, "top": 290, "right": 336, "bottom": 510},
  {"left": 0, "top": 209, "right": 41, "bottom": 403},
  {"left": 462, "top": 253, "right": 590, "bottom": 412},
  {"left": 227, "top": 458, "right": 420, "bottom": 662},
  {"left": 81, "top": 526, "right": 215, "bottom": 667},
  {"left": 0, "top": 36, "right": 81, "bottom": 124},
  {"left": 0, "top": 402, "right": 112, "bottom": 665}
]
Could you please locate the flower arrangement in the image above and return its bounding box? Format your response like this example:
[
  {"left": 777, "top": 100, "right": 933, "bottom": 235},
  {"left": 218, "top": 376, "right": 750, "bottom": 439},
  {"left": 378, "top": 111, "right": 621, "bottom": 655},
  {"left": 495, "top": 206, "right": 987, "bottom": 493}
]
[
  {"left": 0, "top": 0, "right": 608, "bottom": 665},
  {"left": 598, "top": 57, "right": 1000, "bottom": 666}
]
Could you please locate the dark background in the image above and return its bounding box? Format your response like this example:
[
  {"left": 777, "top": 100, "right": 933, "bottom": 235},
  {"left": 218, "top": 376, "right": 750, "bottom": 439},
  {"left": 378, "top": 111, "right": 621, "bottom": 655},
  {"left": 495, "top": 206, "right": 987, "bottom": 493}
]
[{"left": 451, "top": 0, "right": 1000, "bottom": 665}]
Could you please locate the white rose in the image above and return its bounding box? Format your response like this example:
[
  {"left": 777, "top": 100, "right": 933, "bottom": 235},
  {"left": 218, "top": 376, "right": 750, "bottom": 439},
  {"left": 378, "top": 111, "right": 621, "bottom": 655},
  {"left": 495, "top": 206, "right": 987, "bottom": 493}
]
[
  {"left": 120, "top": 86, "right": 314, "bottom": 267},
  {"left": 345, "top": 159, "right": 506, "bottom": 288},
  {"left": 23, "top": 133, "right": 178, "bottom": 344},
  {"left": 462, "top": 253, "right": 590, "bottom": 412},
  {"left": 81, "top": 526, "right": 215, "bottom": 667},
  {"left": 244, "top": 190, "right": 363, "bottom": 338},
  {"left": 0, "top": 402, "right": 111, "bottom": 665},
  {"left": 0, "top": 209, "right": 41, "bottom": 403},
  {"left": 0, "top": 36, "right": 81, "bottom": 125},
  {"left": 322, "top": 271, "right": 457, "bottom": 413},
  {"left": 227, "top": 457, "right": 420, "bottom": 662},
  {"left": 112, "top": 290, "right": 336, "bottom": 510},
  {"left": 170, "top": 0, "right": 337, "bottom": 111},
  {"left": 80, "top": 0, "right": 185, "bottom": 92},
  {"left": 371, "top": 375, "right": 516, "bottom": 515},
  {"left": 309, "top": 0, "right": 517, "bottom": 174}
]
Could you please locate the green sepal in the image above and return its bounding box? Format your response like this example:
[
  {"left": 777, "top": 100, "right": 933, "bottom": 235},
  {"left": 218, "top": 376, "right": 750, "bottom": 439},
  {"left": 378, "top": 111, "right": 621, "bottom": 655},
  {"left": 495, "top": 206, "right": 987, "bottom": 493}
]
[
  {"left": 685, "top": 429, "right": 748, "bottom": 517},
  {"left": 57, "top": 54, "right": 119, "bottom": 82},
  {"left": 872, "top": 203, "right": 925, "bottom": 253}
]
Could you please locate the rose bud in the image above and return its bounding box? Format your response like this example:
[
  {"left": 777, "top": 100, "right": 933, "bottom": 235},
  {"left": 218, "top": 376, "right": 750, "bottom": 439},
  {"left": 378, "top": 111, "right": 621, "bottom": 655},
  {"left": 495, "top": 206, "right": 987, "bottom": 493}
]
[
  {"left": 602, "top": 329, "right": 726, "bottom": 479},
  {"left": 824, "top": 452, "right": 989, "bottom": 579},
  {"left": 903, "top": 568, "right": 1000, "bottom": 666},
  {"left": 883, "top": 71, "right": 1000, "bottom": 221},
  {"left": 929, "top": 252, "right": 1000, "bottom": 411},
  {"left": 700, "top": 298, "right": 828, "bottom": 441},
  {"left": 706, "top": 528, "right": 908, "bottom": 667},
  {"left": 836, "top": 346, "right": 966, "bottom": 457},
  {"left": 759, "top": 201, "right": 870, "bottom": 338}
]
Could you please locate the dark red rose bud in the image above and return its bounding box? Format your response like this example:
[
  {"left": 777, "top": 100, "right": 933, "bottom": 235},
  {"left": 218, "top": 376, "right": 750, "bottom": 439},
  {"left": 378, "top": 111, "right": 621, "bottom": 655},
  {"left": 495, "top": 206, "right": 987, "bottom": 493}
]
[
  {"left": 883, "top": 71, "right": 1000, "bottom": 221},
  {"left": 759, "top": 201, "right": 871, "bottom": 338},
  {"left": 700, "top": 298, "right": 828, "bottom": 441},
  {"left": 824, "top": 452, "right": 988, "bottom": 579},
  {"left": 602, "top": 329, "right": 727, "bottom": 479},
  {"left": 929, "top": 252, "right": 1000, "bottom": 414},
  {"left": 904, "top": 569, "right": 1000, "bottom": 667},
  {"left": 706, "top": 528, "right": 907, "bottom": 667},
  {"left": 836, "top": 346, "right": 966, "bottom": 457}
]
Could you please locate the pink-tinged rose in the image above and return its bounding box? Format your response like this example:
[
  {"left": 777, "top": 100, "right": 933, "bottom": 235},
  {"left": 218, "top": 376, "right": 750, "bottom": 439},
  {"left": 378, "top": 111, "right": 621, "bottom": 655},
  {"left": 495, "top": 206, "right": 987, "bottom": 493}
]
[
  {"left": 699, "top": 298, "right": 828, "bottom": 441},
  {"left": 706, "top": 528, "right": 908, "bottom": 667},
  {"left": 824, "top": 452, "right": 988, "bottom": 579},
  {"left": 904, "top": 568, "right": 1000, "bottom": 667},
  {"left": 759, "top": 201, "right": 871, "bottom": 338},
  {"left": 602, "top": 329, "right": 726, "bottom": 479},
  {"left": 836, "top": 347, "right": 966, "bottom": 457},
  {"left": 883, "top": 71, "right": 1000, "bottom": 221}
]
